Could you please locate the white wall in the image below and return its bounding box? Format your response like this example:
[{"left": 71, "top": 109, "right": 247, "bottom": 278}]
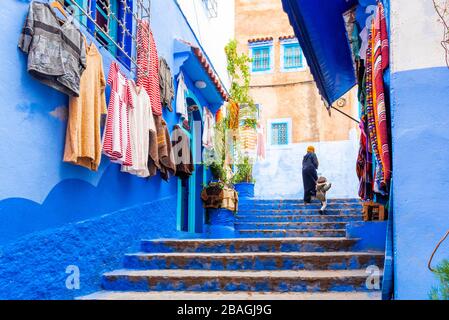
[
  {"left": 391, "top": 0, "right": 447, "bottom": 73},
  {"left": 253, "top": 128, "right": 360, "bottom": 200},
  {"left": 176, "top": 0, "right": 235, "bottom": 88}
]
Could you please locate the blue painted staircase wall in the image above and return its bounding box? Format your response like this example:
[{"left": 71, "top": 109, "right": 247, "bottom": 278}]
[{"left": 81, "top": 198, "right": 386, "bottom": 300}]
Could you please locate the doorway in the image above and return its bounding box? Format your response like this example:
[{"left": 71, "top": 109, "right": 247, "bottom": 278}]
[{"left": 177, "top": 92, "right": 207, "bottom": 233}]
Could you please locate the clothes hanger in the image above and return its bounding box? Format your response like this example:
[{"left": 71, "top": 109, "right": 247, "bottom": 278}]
[{"left": 50, "top": 1, "right": 68, "bottom": 19}]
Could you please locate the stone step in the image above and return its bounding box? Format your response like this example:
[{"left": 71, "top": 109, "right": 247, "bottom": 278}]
[
  {"left": 252, "top": 199, "right": 361, "bottom": 204},
  {"left": 123, "top": 251, "right": 384, "bottom": 271},
  {"left": 236, "top": 214, "right": 363, "bottom": 223},
  {"left": 235, "top": 222, "right": 349, "bottom": 231},
  {"left": 141, "top": 237, "right": 359, "bottom": 253},
  {"left": 237, "top": 209, "right": 361, "bottom": 216},
  {"left": 237, "top": 229, "right": 347, "bottom": 238},
  {"left": 79, "top": 290, "right": 382, "bottom": 300},
  {"left": 239, "top": 203, "right": 362, "bottom": 210},
  {"left": 101, "top": 269, "right": 381, "bottom": 293}
]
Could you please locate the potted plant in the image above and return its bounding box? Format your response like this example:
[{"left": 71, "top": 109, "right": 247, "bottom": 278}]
[
  {"left": 201, "top": 116, "right": 238, "bottom": 238},
  {"left": 232, "top": 156, "right": 255, "bottom": 200}
]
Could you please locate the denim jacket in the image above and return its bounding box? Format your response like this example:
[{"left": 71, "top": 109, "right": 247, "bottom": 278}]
[{"left": 19, "top": 1, "right": 86, "bottom": 96}]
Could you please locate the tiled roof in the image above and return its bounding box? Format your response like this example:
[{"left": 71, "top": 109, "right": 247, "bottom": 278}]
[
  {"left": 248, "top": 36, "right": 274, "bottom": 43},
  {"left": 279, "top": 35, "right": 296, "bottom": 41},
  {"left": 192, "top": 47, "right": 229, "bottom": 101},
  {"left": 179, "top": 39, "right": 228, "bottom": 101}
]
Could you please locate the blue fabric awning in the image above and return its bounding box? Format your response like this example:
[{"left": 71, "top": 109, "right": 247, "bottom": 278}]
[{"left": 282, "top": 0, "right": 359, "bottom": 106}]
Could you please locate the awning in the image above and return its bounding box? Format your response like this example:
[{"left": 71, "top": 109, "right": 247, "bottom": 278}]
[
  {"left": 281, "top": 0, "right": 359, "bottom": 106},
  {"left": 173, "top": 39, "right": 229, "bottom": 111}
]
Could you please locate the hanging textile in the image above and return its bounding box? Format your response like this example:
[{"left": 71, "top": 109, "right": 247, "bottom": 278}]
[
  {"left": 372, "top": 2, "right": 391, "bottom": 185},
  {"left": 356, "top": 118, "right": 374, "bottom": 201},
  {"left": 172, "top": 125, "right": 195, "bottom": 180},
  {"left": 202, "top": 107, "right": 215, "bottom": 150},
  {"left": 256, "top": 124, "right": 266, "bottom": 160},
  {"left": 228, "top": 100, "right": 240, "bottom": 130},
  {"left": 216, "top": 106, "right": 224, "bottom": 123},
  {"left": 365, "top": 24, "right": 384, "bottom": 192},
  {"left": 121, "top": 80, "right": 156, "bottom": 178},
  {"left": 64, "top": 42, "right": 107, "bottom": 171},
  {"left": 136, "top": 20, "right": 162, "bottom": 116},
  {"left": 159, "top": 57, "right": 175, "bottom": 112},
  {"left": 240, "top": 126, "right": 257, "bottom": 156},
  {"left": 102, "top": 62, "right": 133, "bottom": 166},
  {"left": 176, "top": 72, "right": 188, "bottom": 120},
  {"left": 152, "top": 116, "right": 176, "bottom": 181},
  {"left": 18, "top": 2, "right": 86, "bottom": 97}
]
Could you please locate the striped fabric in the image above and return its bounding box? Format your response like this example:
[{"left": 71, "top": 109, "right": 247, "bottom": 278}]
[
  {"left": 372, "top": 3, "right": 391, "bottom": 184},
  {"left": 102, "top": 62, "right": 133, "bottom": 166},
  {"left": 136, "top": 20, "right": 162, "bottom": 116},
  {"left": 365, "top": 25, "right": 384, "bottom": 190},
  {"left": 239, "top": 126, "right": 257, "bottom": 155}
]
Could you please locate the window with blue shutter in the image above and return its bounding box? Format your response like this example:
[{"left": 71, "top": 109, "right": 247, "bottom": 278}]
[
  {"left": 250, "top": 42, "right": 273, "bottom": 73},
  {"left": 281, "top": 40, "right": 305, "bottom": 71}
]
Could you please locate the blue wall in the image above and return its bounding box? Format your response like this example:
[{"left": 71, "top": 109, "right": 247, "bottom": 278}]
[
  {"left": 391, "top": 66, "right": 449, "bottom": 300},
  {"left": 0, "top": 0, "right": 223, "bottom": 299}
]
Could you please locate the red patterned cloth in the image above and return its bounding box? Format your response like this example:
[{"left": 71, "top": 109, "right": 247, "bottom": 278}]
[
  {"left": 373, "top": 3, "right": 391, "bottom": 185},
  {"left": 136, "top": 20, "right": 162, "bottom": 116}
]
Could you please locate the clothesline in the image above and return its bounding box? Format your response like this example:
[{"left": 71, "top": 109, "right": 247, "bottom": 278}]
[{"left": 64, "top": 0, "right": 152, "bottom": 72}]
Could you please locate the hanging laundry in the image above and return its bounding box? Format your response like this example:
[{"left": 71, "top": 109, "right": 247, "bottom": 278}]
[
  {"left": 159, "top": 57, "right": 175, "bottom": 112},
  {"left": 64, "top": 42, "right": 107, "bottom": 171},
  {"left": 256, "top": 124, "right": 266, "bottom": 160},
  {"left": 19, "top": 1, "right": 86, "bottom": 97},
  {"left": 152, "top": 116, "right": 176, "bottom": 181},
  {"left": 372, "top": 2, "right": 391, "bottom": 185},
  {"left": 121, "top": 80, "right": 156, "bottom": 178},
  {"left": 176, "top": 72, "right": 189, "bottom": 120},
  {"left": 172, "top": 125, "right": 194, "bottom": 180},
  {"left": 102, "top": 62, "right": 133, "bottom": 166},
  {"left": 136, "top": 20, "right": 163, "bottom": 116},
  {"left": 202, "top": 107, "right": 215, "bottom": 150}
]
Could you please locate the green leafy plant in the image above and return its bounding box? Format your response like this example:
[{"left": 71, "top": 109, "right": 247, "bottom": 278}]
[
  {"left": 225, "top": 40, "right": 256, "bottom": 112},
  {"left": 430, "top": 260, "right": 449, "bottom": 300},
  {"left": 243, "top": 117, "right": 257, "bottom": 129},
  {"left": 232, "top": 156, "right": 255, "bottom": 184}
]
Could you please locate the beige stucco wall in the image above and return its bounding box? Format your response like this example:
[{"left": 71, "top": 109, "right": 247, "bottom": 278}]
[{"left": 235, "top": 0, "right": 358, "bottom": 144}]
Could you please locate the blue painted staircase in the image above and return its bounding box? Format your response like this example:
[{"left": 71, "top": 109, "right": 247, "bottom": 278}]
[{"left": 81, "top": 199, "right": 384, "bottom": 300}]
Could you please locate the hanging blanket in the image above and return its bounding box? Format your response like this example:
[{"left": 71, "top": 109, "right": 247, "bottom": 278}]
[{"left": 372, "top": 2, "right": 391, "bottom": 185}]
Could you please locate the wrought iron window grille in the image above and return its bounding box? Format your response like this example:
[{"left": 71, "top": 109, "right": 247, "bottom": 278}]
[{"left": 62, "top": 0, "right": 152, "bottom": 72}]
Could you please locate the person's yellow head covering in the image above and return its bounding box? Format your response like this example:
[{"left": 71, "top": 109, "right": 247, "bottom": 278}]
[{"left": 307, "top": 146, "right": 315, "bottom": 153}]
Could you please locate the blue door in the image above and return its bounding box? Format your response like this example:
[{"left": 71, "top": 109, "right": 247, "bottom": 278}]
[{"left": 177, "top": 94, "right": 206, "bottom": 233}]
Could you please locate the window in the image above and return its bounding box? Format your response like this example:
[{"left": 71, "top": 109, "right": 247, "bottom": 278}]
[
  {"left": 94, "top": 0, "right": 119, "bottom": 56},
  {"left": 64, "top": 0, "right": 133, "bottom": 67},
  {"left": 250, "top": 42, "right": 273, "bottom": 73},
  {"left": 268, "top": 119, "right": 292, "bottom": 147},
  {"left": 281, "top": 40, "right": 305, "bottom": 71}
]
